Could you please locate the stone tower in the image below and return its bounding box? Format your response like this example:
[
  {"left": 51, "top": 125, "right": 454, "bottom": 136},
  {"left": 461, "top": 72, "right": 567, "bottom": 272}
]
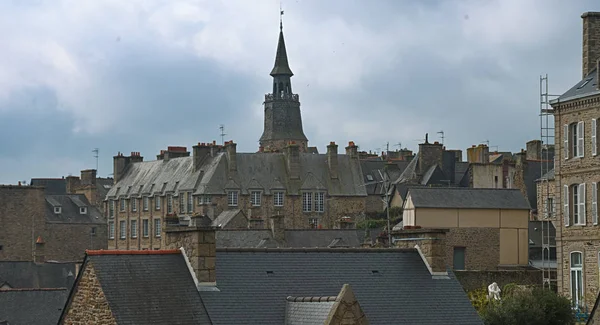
[{"left": 259, "top": 21, "right": 308, "bottom": 152}]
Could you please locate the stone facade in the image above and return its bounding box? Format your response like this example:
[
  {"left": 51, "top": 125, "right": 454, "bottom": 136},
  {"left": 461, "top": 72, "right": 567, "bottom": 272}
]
[
  {"left": 393, "top": 228, "right": 447, "bottom": 273},
  {"left": 445, "top": 227, "right": 500, "bottom": 271},
  {"left": 60, "top": 262, "right": 117, "bottom": 325},
  {"left": 45, "top": 223, "right": 107, "bottom": 262}
]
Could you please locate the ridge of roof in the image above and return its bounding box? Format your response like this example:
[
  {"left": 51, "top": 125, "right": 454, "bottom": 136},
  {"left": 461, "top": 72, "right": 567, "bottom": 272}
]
[
  {"left": 217, "top": 247, "right": 415, "bottom": 253},
  {"left": 86, "top": 249, "right": 181, "bottom": 256},
  {"left": 0, "top": 288, "right": 68, "bottom": 292},
  {"left": 286, "top": 296, "right": 337, "bottom": 302}
]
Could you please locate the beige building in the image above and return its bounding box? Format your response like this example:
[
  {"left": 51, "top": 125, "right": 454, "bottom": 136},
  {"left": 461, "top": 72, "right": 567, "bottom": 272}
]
[
  {"left": 400, "top": 187, "right": 530, "bottom": 270},
  {"left": 550, "top": 11, "right": 600, "bottom": 308}
]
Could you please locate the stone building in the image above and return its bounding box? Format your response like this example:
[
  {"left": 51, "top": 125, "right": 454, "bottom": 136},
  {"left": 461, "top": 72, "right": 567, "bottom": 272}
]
[{"left": 551, "top": 11, "right": 600, "bottom": 308}]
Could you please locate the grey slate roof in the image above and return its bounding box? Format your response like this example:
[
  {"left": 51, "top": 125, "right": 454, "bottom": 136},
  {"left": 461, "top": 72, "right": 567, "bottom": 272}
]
[
  {"left": 285, "top": 297, "right": 335, "bottom": 325},
  {"left": 554, "top": 68, "right": 599, "bottom": 103},
  {"left": 0, "top": 288, "right": 68, "bottom": 325},
  {"left": 407, "top": 187, "right": 531, "bottom": 210},
  {"left": 537, "top": 169, "right": 555, "bottom": 181},
  {"left": 212, "top": 209, "right": 245, "bottom": 228},
  {"left": 529, "top": 221, "right": 556, "bottom": 247},
  {"left": 270, "top": 29, "right": 294, "bottom": 76},
  {"left": 201, "top": 248, "right": 482, "bottom": 325},
  {"left": 77, "top": 252, "right": 211, "bottom": 325},
  {"left": 0, "top": 262, "right": 76, "bottom": 289},
  {"left": 29, "top": 178, "right": 66, "bottom": 194},
  {"left": 360, "top": 160, "right": 408, "bottom": 195},
  {"left": 45, "top": 194, "right": 105, "bottom": 224},
  {"left": 106, "top": 152, "right": 366, "bottom": 199},
  {"left": 216, "top": 229, "right": 376, "bottom": 248}
]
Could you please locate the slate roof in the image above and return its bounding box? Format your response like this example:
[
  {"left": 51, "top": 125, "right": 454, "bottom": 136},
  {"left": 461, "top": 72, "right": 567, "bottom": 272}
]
[
  {"left": 215, "top": 229, "right": 377, "bottom": 248},
  {"left": 360, "top": 160, "right": 408, "bottom": 195},
  {"left": 45, "top": 194, "right": 105, "bottom": 224},
  {"left": 106, "top": 152, "right": 366, "bottom": 199},
  {"left": 63, "top": 250, "right": 211, "bottom": 324},
  {"left": 211, "top": 209, "right": 245, "bottom": 228},
  {"left": 0, "top": 262, "right": 76, "bottom": 289},
  {"left": 270, "top": 28, "right": 294, "bottom": 76},
  {"left": 285, "top": 296, "right": 336, "bottom": 325},
  {"left": 537, "top": 169, "right": 555, "bottom": 181},
  {"left": 0, "top": 288, "right": 69, "bottom": 325},
  {"left": 554, "top": 68, "right": 599, "bottom": 103},
  {"left": 30, "top": 178, "right": 66, "bottom": 195},
  {"left": 529, "top": 221, "right": 556, "bottom": 247},
  {"left": 202, "top": 248, "right": 482, "bottom": 325},
  {"left": 407, "top": 187, "right": 531, "bottom": 210}
]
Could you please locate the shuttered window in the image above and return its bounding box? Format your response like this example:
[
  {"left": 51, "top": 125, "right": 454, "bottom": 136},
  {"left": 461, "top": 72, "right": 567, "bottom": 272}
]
[
  {"left": 593, "top": 119, "right": 597, "bottom": 156},
  {"left": 593, "top": 182, "right": 598, "bottom": 225},
  {"left": 564, "top": 185, "right": 570, "bottom": 227}
]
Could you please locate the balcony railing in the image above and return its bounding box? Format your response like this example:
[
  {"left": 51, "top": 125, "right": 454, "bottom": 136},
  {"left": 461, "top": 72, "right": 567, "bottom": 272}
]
[{"left": 265, "top": 92, "right": 299, "bottom": 102}]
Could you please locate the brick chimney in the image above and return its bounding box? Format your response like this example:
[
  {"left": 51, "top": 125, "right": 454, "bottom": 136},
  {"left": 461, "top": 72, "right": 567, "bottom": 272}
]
[
  {"left": 582, "top": 12, "right": 600, "bottom": 78},
  {"left": 417, "top": 134, "right": 443, "bottom": 175},
  {"left": 392, "top": 228, "right": 448, "bottom": 275},
  {"left": 225, "top": 141, "right": 237, "bottom": 172},
  {"left": 165, "top": 214, "right": 218, "bottom": 285},
  {"left": 345, "top": 141, "right": 358, "bottom": 159},
  {"left": 526, "top": 140, "right": 542, "bottom": 161},
  {"left": 80, "top": 169, "right": 97, "bottom": 186},
  {"left": 327, "top": 142, "right": 339, "bottom": 179},
  {"left": 285, "top": 142, "right": 300, "bottom": 179},
  {"left": 270, "top": 214, "right": 285, "bottom": 243},
  {"left": 34, "top": 236, "right": 45, "bottom": 264}
]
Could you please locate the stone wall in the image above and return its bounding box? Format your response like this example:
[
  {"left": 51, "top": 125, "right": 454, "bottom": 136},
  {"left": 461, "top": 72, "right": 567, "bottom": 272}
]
[
  {"left": 445, "top": 228, "right": 500, "bottom": 271},
  {"left": 60, "top": 262, "right": 117, "bottom": 325},
  {"left": 0, "top": 186, "right": 46, "bottom": 261},
  {"left": 46, "top": 223, "right": 108, "bottom": 262},
  {"left": 164, "top": 225, "right": 216, "bottom": 283},
  {"left": 454, "top": 269, "right": 546, "bottom": 292},
  {"left": 393, "top": 228, "right": 447, "bottom": 273}
]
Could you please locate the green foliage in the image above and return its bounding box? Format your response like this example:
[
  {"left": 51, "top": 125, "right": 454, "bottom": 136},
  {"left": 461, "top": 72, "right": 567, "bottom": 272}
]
[
  {"left": 480, "top": 287, "right": 575, "bottom": 325},
  {"left": 356, "top": 219, "right": 387, "bottom": 229},
  {"left": 467, "top": 287, "right": 490, "bottom": 314}
]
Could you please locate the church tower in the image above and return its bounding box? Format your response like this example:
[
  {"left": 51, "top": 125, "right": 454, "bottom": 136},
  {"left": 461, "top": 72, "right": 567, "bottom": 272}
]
[{"left": 259, "top": 19, "right": 308, "bottom": 152}]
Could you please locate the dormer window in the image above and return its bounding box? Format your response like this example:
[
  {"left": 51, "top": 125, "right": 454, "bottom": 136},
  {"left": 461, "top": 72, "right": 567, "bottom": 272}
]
[
  {"left": 79, "top": 207, "right": 87, "bottom": 214},
  {"left": 54, "top": 207, "right": 62, "bottom": 214}
]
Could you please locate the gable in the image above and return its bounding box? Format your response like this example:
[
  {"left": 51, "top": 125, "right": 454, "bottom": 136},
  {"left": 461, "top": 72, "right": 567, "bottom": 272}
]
[{"left": 325, "top": 284, "right": 368, "bottom": 325}]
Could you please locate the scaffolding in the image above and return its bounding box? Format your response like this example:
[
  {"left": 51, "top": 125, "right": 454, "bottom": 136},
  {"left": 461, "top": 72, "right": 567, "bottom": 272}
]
[{"left": 539, "top": 74, "right": 558, "bottom": 290}]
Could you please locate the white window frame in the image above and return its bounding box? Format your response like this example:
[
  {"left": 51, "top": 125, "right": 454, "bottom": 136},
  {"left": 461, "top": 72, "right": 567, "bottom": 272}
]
[
  {"left": 155, "top": 196, "right": 161, "bottom": 210},
  {"left": 274, "top": 191, "right": 284, "bottom": 207},
  {"left": 143, "top": 196, "right": 149, "bottom": 211},
  {"left": 314, "top": 192, "right": 325, "bottom": 213},
  {"left": 570, "top": 251, "right": 584, "bottom": 308},
  {"left": 593, "top": 119, "right": 597, "bottom": 156},
  {"left": 593, "top": 182, "right": 598, "bottom": 225},
  {"left": 119, "top": 220, "right": 126, "bottom": 239},
  {"left": 577, "top": 183, "right": 586, "bottom": 225},
  {"left": 167, "top": 195, "right": 173, "bottom": 214},
  {"left": 154, "top": 218, "right": 162, "bottom": 237},
  {"left": 577, "top": 121, "right": 585, "bottom": 158},
  {"left": 205, "top": 195, "right": 212, "bottom": 204},
  {"left": 564, "top": 185, "right": 570, "bottom": 227},
  {"left": 131, "top": 198, "right": 137, "bottom": 212},
  {"left": 54, "top": 206, "right": 62, "bottom": 214},
  {"left": 142, "top": 219, "right": 149, "bottom": 237},
  {"left": 109, "top": 200, "right": 115, "bottom": 218},
  {"left": 120, "top": 198, "right": 126, "bottom": 212},
  {"left": 108, "top": 221, "right": 115, "bottom": 239},
  {"left": 130, "top": 220, "right": 138, "bottom": 239},
  {"left": 227, "top": 191, "right": 239, "bottom": 207},
  {"left": 302, "top": 192, "right": 312, "bottom": 212},
  {"left": 251, "top": 191, "right": 262, "bottom": 207},
  {"left": 309, "top": 218, "right": 319, "bottom": 229},
  {"left": 79, "top": 207, "right": 87, "bottom": 214},
  {"left": 564, "top": 124, "right": 569, "bottom": 160},
  {"left": 179, "top": 193, "right": 185, "bottom": 213}
]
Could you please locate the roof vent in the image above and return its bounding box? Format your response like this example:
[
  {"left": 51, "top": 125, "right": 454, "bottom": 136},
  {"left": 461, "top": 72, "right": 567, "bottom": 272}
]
[{"left": 266, "top": 271, "right": 274, "bottom": 275}]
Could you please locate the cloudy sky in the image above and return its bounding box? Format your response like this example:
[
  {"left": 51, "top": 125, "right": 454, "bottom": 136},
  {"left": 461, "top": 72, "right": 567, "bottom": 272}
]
[{"left": 0, "top": 0, "right": 597, "bottom": 183}]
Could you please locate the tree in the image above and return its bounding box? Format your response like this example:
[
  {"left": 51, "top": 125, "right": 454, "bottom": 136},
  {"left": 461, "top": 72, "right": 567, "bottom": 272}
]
[{"left": 480, "top": 286, "right": 575, "bottom": 325}]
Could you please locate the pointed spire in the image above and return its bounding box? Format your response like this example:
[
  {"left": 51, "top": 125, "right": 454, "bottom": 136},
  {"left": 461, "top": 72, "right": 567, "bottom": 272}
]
[{"left": 270, "top": 16, "right": 293, "bottom": 77}]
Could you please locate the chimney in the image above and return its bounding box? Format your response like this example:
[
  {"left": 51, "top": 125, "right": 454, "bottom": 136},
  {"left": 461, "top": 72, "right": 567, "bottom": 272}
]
[
  {"left": 466, "top": 144, "right": 489, "bottom": 164},
  {"left": 225, "top": 141, "right": 237, "bottom": 172},
  {"left": 65, "top": 175, "right": 81, "bottom": 193},
  {"left": 285, "top": 142, "right": 300, "bottom": 179},
  {"left": 417, "top": 137, "right": 443, "bottom": 175},
  {"left": 345, "top": 141, "right": 358, "bottom": 159},
  {"left": 192, "top": 143, "right": 211, "bottom": 171},
  {"left": 165, "top": 214, "right": 218, "bottom": 284},
  {"left": 392, "top": 228, "right": 448, "bottom": 275},
  {"left": 327, "top": 142, "right": 339, "bottom": 179},
  {"left": 34, "top": 236, "right": 45, "bottom": 264},
  {"left": 80, "top": 169, "right": 97, "bottom": 186},
  {"left": 113, "top": 152, "right": 143, "bottom": 185},
  {"left": 526, "top": 140, "right": 542, "bottom": 161},
  {"left": 582, "top": 12, "right": 600, "bottom": 78},
  {"left": 270, "top": 214, "right": 285, "bottom": 243},
  {"left": 162, "top": 147, "right": 189, "bottom": 161}
]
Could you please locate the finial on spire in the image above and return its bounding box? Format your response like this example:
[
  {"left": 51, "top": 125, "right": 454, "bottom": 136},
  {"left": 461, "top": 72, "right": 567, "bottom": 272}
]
[{"left": 280, "top": 1, "right": 284, "bottom": 31}]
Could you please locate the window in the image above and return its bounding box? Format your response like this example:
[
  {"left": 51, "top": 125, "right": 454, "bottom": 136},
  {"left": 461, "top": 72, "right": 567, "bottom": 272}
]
[
  {"left": 273, "top": 191, "right": 284, "bottom": 207},
  {"left": 197, "top": 195, "right": 212, "bottom": 205},
  {"left": 594, "top": 183, "right": 598, "bottom": 225},
  {"left": 167, "top": 195, "right": 173, "bottom": 214},
  {"left": 108, "top": 221, "right": 115, "bottom": 239},
  {"left": 366, "top": 174, "right": 374, "bottom": 181},
  {"left": 142, "top": 219, "right": 149, "bottom": 237},
  {"left": 567, "top": 122, "right": 585, "bottom": 158},
  {"left": 90, "top": 227, "right": 96, "bottom": 235},
  {"left": 251, "top": 191, "right": 262, "bottom": 207},
  {"left": 120, "top": 198, "right": 125, "bottom": 211},
  {"left": 205, "top": 195, "right": 212, "bottom": 204},
  {"left": 545, "top": 197, "right": 555, "bottom": 219},
  {"left": 109, "top": 200, "right": 115, "bottom": 218},
  {"left": 453, "top": 247, "right": 466, "bottom": 270},
  {"left": 131, "top": 198, "right": 137, "bottom": 212},
  {"left": 179, "top": 193, "right": 185, "bottom": 213},
  {"left": 154, "top": 218, "right": 162, "bottom": 237},
  {"left": 565, "top": 184, "right": 586, "bottom": 226},
  {"left": 187, "top": 192, "right": 193, "bottom": 213},
  {"left": 593, "top": 119, "right": 597, "bottom": 156},
  {"left": 155, "top": 196, "right": 161, "bottom": 210},
  {"left": 570, "top": 251, "right": 584, "bottom": 307},
  {"left": 309, "top": 218, "right": 319, "bottom": 229},
  {"left": 314, "top": 192, "right": 325, "bottom": 213},
  {"left": 302, "top": 192, "right": 312, "bottom": 212},
  {"left": 227, "top": 191, "right": 239, "bottom": 207},
  {"left": 79, "top": 207, "right": 87, "bottom": 214},
  {"left": 119, "top": 220, "right": 126, "bottom": 239},
  {"left": 130, "top": 220, "right": 138, "bottom": 238},
  {"left": 54, "top": 206, "right": 61, "bottom": 214},
  {"left": 143, "top": 196, "right": 149, "bottom": 211}
]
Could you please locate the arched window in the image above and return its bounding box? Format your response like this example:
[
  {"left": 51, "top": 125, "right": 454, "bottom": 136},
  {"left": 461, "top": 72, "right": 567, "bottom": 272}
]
[{"left": 570, "top": 251, "right": 583, "bottom": 307}]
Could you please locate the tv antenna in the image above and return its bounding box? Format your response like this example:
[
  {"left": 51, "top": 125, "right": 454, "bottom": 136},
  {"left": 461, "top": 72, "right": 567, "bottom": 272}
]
[
  {"left": 394, "top": 142, "right": 402, "bottom": 150},
  {"left": 482, "top": 139, "right": 490, "bottom": 147},
  {"left": 92, "top": 148, "right": 99, "bottom": 173},
  {"left": 437, "top": 130, "right": 445, "bottom": 145},
  {"left": 219, "top": 125, "right": 227, "bottom": 145}
]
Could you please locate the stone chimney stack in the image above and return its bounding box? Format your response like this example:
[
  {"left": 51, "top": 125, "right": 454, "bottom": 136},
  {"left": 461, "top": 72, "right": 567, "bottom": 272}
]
[
  {"left": 65, "top": 175, "right": 81, "bottom": 193},
  {"left": 34, "top": 236, "right": 45, "bottom": 264},
  {"left": 80, "top": 169, "right": 97, "bottom": 186},
  {"left": 113, "top": 152, "right": 143, "bottom": 184},
  {"left": 582, "top": 12, "right": 600, "bottom": 78},
  {"left": 526, "top": 140, "right": 542, "bottom": 161},
  {"left": 417, "top": 135, "right": 444, "bottom": 175},
  {"left": 285, "top": 142, "right": 300, "bottom": 179},
  {"left": 466, "top": 144, "right": 490, "bottom": 164},
  {"left": 327, "top": 142, "right": 339, "bottom": 179},
  {"left": 165, "top": 214, "right": 218, "bottom": 284},
  {"left": 225, "top": 141, "right": 237, "bottom": 172},
  {"left": 193, "top": 143, "right": 211, "bottom": 172},
  {"left": 392, "top": 228, "right": 448, "bottom": 275},
  {"left": 345, "top": 141, "right": 358, "bottom": 159},
  {"left": 270, "top": 214, "right": 285, "bottom": 243}
]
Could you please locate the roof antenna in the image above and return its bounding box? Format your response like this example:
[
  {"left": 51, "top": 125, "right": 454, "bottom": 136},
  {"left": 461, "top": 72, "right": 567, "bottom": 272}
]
[{"left": 280, "top": 1, "right": 284, "bottom": 31}]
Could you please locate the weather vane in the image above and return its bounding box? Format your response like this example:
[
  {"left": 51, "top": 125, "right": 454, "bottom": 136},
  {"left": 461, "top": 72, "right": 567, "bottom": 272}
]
[{"left": 280, "top": 1, "right": 284, "bottom": 30}]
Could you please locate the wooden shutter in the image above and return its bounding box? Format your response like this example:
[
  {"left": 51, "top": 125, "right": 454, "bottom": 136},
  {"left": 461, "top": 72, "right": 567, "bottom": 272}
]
[
  {"left": 579, "top": 183, "right": 586, "bottom": 225},
  {"left": 564, "top": 185, "right": 570, "bottom": 226},
  {"left": 593, "top": 119, "right": 597, "bottom": 156},
  {"left": 593, "top": 182, "right": 598, "bottom": 225},
  {"left": 578, "top": 121, "right": 585, "bottom": 157},
  {"left": 564, "top": 124, "right": 569, "bottom": 159}
]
